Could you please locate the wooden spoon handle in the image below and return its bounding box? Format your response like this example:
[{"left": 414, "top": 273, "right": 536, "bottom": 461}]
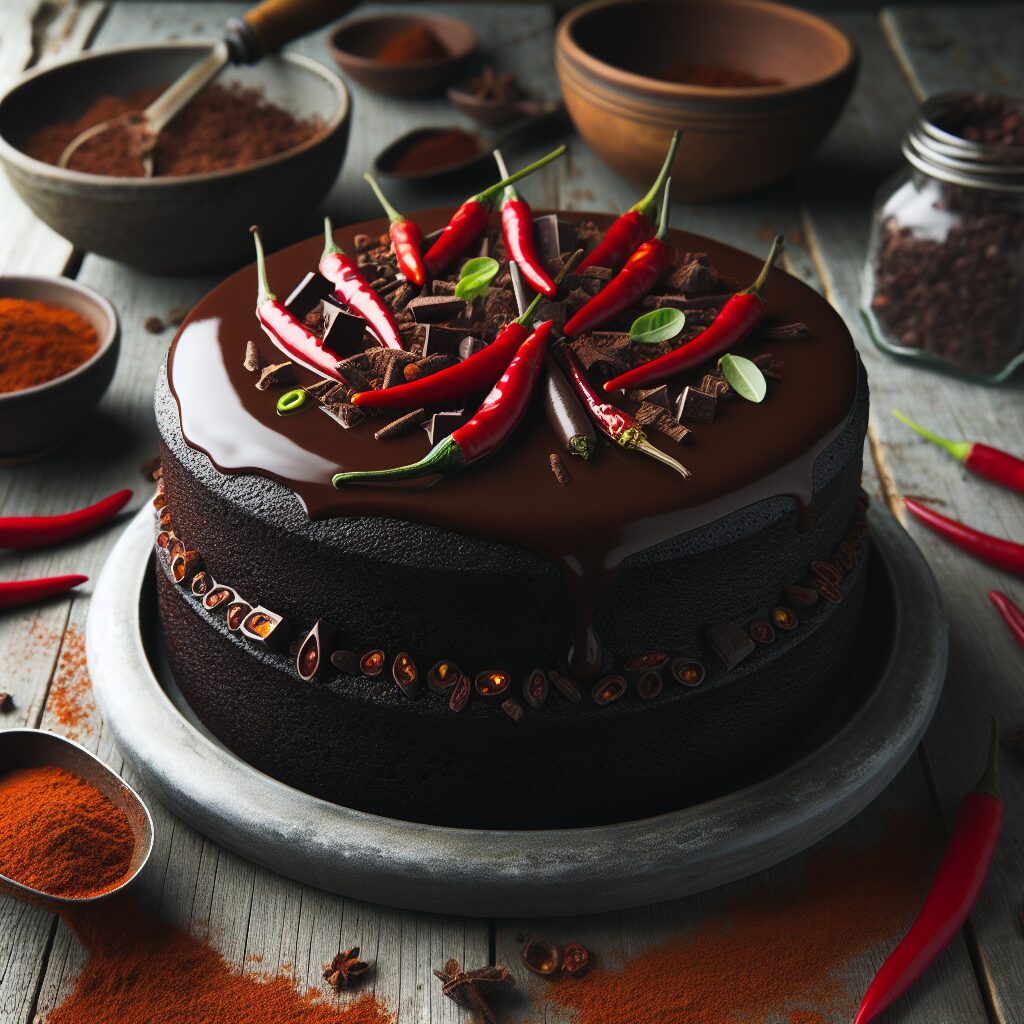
[{"left": 226, "top": 0, "right": 355, "bottom": 62}]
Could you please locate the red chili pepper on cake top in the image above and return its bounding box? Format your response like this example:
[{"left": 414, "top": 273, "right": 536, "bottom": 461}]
[{"left": 493, "top": 148, "right": 556, "bottom": 299}]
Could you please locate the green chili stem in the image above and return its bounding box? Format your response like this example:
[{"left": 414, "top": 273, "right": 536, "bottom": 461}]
[
  {"left": 333, "top": 436, "right": 464, "bottom": 486},
  {"left": 892, "top": 409, "right": 971, "bottom": 462},
  {"left": 654, "top": 177, "right": 672, "bottom": 241},
  {"left": 742, "top": 235, "right": 785, "bottom": 297},
  {"left": 976, "top": 718, "right": 1002, "bottom": 801},
  {"left": 569, "top": 434, "right": 593, "bottom": 460},
  {"left": 363, "top": 173, "right": 404, "bottom": 226},
  {"left": 633, "top": 130, "right": 681, "bottom": 218},
  {"left": 492, "top": 148, "right": 517, "bottom": 202},
  {"left": 322, "top": 215, "right": 343, "bottom": 259},
  {"left": 519, "top": 249, "right": 584, "bottom": 323},
  {"left": 249, "top": 225, "right": 276, "bottom": 304},
  {"left": 476, "top": 144, "right": 567, "bottom": 205}
]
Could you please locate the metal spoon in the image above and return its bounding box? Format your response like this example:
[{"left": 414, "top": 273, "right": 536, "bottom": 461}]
[
  {"left": 58, "top": 0, "right": 350, "bottom": 176},
  {"left": 0, "top": 728, "right": 154, "bottom": 911}
]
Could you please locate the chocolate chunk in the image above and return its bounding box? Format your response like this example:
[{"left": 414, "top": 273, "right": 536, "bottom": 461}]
[
  {"left": 629, "top": 385, "right": 671, "bottom": 410},
  {"left": 641, "top": 292, "right": 730, "bottom": 312},
  {"left": 484, "top": 288, "right": 518, "bottom": 322},
  {"left": 421, "top": 324, "right": 470, "bottom": 357},
  {"left": 304, "top": 378, "right": 345, "bottom": 403},
  {"left": 667, "top": 255, "right": 714, "bottom": 295},
  {"left": 243, "top": 339, "right": 262, "bottom": 373},
  {"left": 535, "top": 300, "right": 569, "bottom": 334},
  {"left": 321, "top": 401, "right": 364, "bottom": 429},
  {"left": 532, "top": 214, "right": 576, "bottom": 265},
  {"left": 458, "top": 336, "right": 485, "bottom": 360},
  {"left": 676, "top": 385, "right": 717, "bottom": 424},
  {"left": 407, "top": 295, "right": 466, "bottom": 323},
  {"left": 375, "top": 409, "right": 427, "bottom": 440},
  {"left": 431, "top": 279, "right": 458, "bottom": 296},
  {"left": 285, "top": 271, "right": 334, "bottom": 320},
  {"left": 549, "top": 453, "right": 571, "bottom": 486},
  {"left": 366, "top": 346, "right": 414, "bottom": 375},
  {"left": 422, "top": 409, "right": 467, "bottom": 445},
  {"left": 389, "top": 282, "right": 418, "bottom": 312},
  {"left": 562, "top": 273, "right": 604, "bottom": 296},
  {"left": 321, "top": 305, "right": 371, "bottom": 358},
  {"left": 634, "top": 402, "right": 663, "bottom": 427},
  {"left": 255, "top": 361, "right": 296, "bottom": 390},
  {"left": 334, "top": 354, "right": 373, "bottom": 392},
  {"left": 700, "top": 373, "right": 732, "bottom": 399},
  {"left": 706, "top": 622, "right": 755, "bottom": 671},
  {"left": 652, "top": 413, "right": 690, "bottom": 444}
]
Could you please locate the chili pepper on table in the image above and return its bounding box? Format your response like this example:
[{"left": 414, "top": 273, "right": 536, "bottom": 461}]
[
  {"left": 855, "top": 721, "right": 1002, "bottom": 1024},
  {"left": 904, "top": 498, "right": 1024, "bottom": 576},
  {"left": 363, "top": 173, "right": 427, "bottom": 288},
  {"left": 602, "top": 234, "right": 784, "bottom": 393},
  {"left": 424, "top": 145, "right": 568, "bottom": 276},
  {"left": 321, "top": 217, "right": 404, "bottom": 351},
  {"left": 0, "top": 489, "right": 131, "bottom": 548},
  {"left": 579, "top": 130, "right": 680, "bottom": 273},
  {"left": 351, "top": 252, "right": 583, "bottom": 411},
  {"left": 0, "top": 575, "right": 87, "bottom": 610},
  {"left": 557, "top": 346, "right": 689, "bottom": 479},
  {"left": 893, "top": 410, "right": 1024, "bottom": 495},
  {"left": 251, "top": 226, "right": 348, "bottom": 383},
  {"left": 492, "top": 148, "right": 555, "bottom": 298},
  {"left": 989, "top": 590, "right": 1024, "bottom": 650},
  {"left": 564, "top": 180, "right": 676, "bottom": 340},
  {"left": 334, "top": 320, "right": 555, "bottom": 486}
]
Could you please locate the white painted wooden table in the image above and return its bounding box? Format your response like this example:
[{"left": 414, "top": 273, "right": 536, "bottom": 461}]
[{"left": 0, "top": 3, "right": 1021, "bottom": 1022}]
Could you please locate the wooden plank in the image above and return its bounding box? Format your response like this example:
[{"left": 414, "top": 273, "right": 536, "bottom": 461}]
[{"left": 799, "top": 8, "right": 1024, "bottom": 1021}]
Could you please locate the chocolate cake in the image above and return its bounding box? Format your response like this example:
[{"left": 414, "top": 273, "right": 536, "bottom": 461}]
[{"left": 155, "top": 208, "right": 869, "bottom": 829}]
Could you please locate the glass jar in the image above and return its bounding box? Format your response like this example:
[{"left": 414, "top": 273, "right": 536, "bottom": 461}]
[{"left": 861, "top": 92, "right": 1024, "bottom": 383}]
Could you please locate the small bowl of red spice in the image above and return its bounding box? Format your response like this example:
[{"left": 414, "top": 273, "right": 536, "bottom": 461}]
[
  {"left": 556, "top": 0, "right": 858, "bottom": 200},
  {"left": 0, "top": 729, "right": 153, "bottom": 910},
  {"left": 328, "top": 13, "right": 476, "bottom": 98},
  {"left": 0, "top": 275, "right": 119, "bottom": 462},
  {"left": 0, "top": 42, "right": 350, "bottom": 273}
]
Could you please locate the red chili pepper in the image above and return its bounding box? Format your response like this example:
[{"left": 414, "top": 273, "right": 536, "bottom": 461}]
[
  {"left": 904, "top": 498, "right": 1024, "bottom": 575},
  {"left": 251, "top": 226, "right": 347, "bottom": 383},
  {"left": 565, "top": 181, "right": 676, "bottom": 340},
  {"left": 0, "top": 489, "right": 131, "bottom": 549},
  {"left": 579, "top": 131, "right": 680, "bottom": 273},
  {"left": 0, "top": 575, "right": 87, "bottom": 609},
  {"left": 855, "top": 721, "right": 1002, "bottom": 1024},
  {"left": 424, "top": 145, "right": 568, "bottom": 277},
  {"left": 352, "top": 252, "right": 583, "bottom": 411},
  {"left": 989, "top": 590, "right": 1024, "bottom": 650},
  {"left": 602, "top": 235, "right": 784, "bottom": 392},
  {"left": 321, "top": 217, "right": 404, "bottom": 351},
  {"left": 334, "top": 321, "right": 555, "bottom": 485},
  {"left": 893, "top": 410, "right": 1024, "bottom": 495},
  {"left": 558, "top": 347, "right": 689, "bottom": 479},
  {"left": 493, "top": 148, "right": 555, "bottom": 298},
  {"left": 363, "top": 173, "right": 427, "bottom": 288}
]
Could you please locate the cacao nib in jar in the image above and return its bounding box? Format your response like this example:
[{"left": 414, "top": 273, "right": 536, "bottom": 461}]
[{"left": 862, "top": 91, "right": 1024, "bottom": 382}]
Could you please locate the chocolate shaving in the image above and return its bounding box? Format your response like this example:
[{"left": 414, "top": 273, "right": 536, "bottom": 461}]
[
  {"left": 549, "top": 453, "right": 572, "bottom": 487},
  {"left": 304, "top": 378, "right": 345, "bottom": 403},
  {"left": 641, "top": 292, "right": 730, "bottom": 312},
  {"left": 243, "top": 339, "right": 262, "bottom": 373},
  {"left": 667, "top": 255, "right": 715, "bottom": 295},
  {"left": 634, "top": 402, "right": 663, "bottom": 427},
  {"left": 754, "top": 322, "right": 809, "bottom": 342},
  {"left": 408, "top": 295, "right": 466, "bottom": 323},
  {"left": 752, "top": 353, "right": 785, "bottom": 380},
  {"left": 375, "top": 409, "right": 428, "bottom": 440},
  {"left": 322, "top": 401, "right": 364, "bottom": 429},
  {"left": 0, "top": 692, "right": 11, "bottom": 712},
  {"left": 255, "top": 361, "right": 295, "bottom": 390},
  {"left": 334, "top": 354, "right": 373, "bottom": 392},
  {"left": 651, "top": 412, "right": 690, "bottom": 443},
  {"left": 700, "top": 373, "right": 732, "bottom": 399}
]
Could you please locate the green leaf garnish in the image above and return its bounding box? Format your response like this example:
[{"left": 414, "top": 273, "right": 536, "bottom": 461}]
[
  {"left": 454, "top": 257, "right": 500, "bottom": 301},
  {"left": 629, "top": 307, "right": 685, "bottom": 345},
  {"left": 718, "top": 354, "right": 767, "bottom": 403}
]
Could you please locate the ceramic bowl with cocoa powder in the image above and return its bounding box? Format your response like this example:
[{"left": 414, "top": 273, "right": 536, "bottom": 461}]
[
  {"left": 556, "top": 0, "right": 858, "bottom": 201},
  {"left": 0, "top": 275, "right": 119, "bottom": 462},
  {"left": 0, "top": 42, "right": 350, "bottom": 274}
]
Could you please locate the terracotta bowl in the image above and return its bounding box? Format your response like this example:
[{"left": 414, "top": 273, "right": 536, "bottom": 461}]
[
  {"left": 556, "top": 0, "right": 858, "bottom": 201},
  {"left": 328, "top": 14, "right": 476, "bottom": 98},
  {"left": 0, "top": 43, "right": 350, "bottom": 273},
  {"left": 0, "top": 275, "right": 119, "bottom": 462}
]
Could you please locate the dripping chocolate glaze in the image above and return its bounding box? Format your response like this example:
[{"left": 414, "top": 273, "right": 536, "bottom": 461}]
[{"left": 168, "top": 211, "right": 858, "bottom": 678}]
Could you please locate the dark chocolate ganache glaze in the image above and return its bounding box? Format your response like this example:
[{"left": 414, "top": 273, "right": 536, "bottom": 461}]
[{"left": 168, "top": 211, "right": 858, "bottom": 676}]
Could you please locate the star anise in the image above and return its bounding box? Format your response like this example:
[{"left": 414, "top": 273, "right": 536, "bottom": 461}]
[
  {"left": 323, "top": 946, "right": 370, "bottom": 991},
  {"left": 432, "top": 958, "right": 513, "bottom": 1024}
]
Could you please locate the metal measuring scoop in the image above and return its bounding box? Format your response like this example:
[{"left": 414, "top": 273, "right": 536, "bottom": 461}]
[
  {"left": 57, "top": 0, "right": 349, "bottom": 176},
  {"left": 0, "top": 729, "right": 154, "bottom": 911}
]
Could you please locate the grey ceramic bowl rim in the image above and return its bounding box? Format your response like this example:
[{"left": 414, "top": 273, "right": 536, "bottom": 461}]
[
  {"left": 0, "top": 41, "right": 350, "bottom": 190},
  {"left": 557, "top": 0, "right": 858, "bottom": 102},
  {"left": 327, "top": 12, "right": 477, "bottom": 71},
  {"left": 0, "top": 274, "right": 118, "bottom": 402}
]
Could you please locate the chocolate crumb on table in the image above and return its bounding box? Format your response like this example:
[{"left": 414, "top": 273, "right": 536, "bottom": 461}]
[
  {"left": 0, "top": 692, "right": 11, "bottom": 712},
  {"left": 144, "top": 316, "right": 165, "bottom": 334}
]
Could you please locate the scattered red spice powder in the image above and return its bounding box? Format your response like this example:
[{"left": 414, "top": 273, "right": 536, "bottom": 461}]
[
  {"left": 540, "top": 820, "right": 934, "bottom": 1024},
  {"left": 47, "top": 625, "right": 95, "bottom": 739},
  {"left": 47, "top": 897, "right": 394, "bottom": 1024}
]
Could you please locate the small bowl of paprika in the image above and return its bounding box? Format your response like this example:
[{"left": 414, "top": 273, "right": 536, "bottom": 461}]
[
  {"left": 0, "top": 275, "right": 119, "bottom": 462},
  {"left": 328, "top": 13, "right": 477, "bottom": 98}
]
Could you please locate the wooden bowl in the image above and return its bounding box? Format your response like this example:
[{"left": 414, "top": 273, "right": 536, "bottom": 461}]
[
  {"left": 328, "top": 14, "right": 476, "bottom": 98},
  {"left": 0, "top": 43, "right": 350, "bottom": 274},
  {"left": 0, "top": 275, "right": 119, "bottom": 461},
  {"left": 556, "top": 0, "right": 858, "bottom": 201}
]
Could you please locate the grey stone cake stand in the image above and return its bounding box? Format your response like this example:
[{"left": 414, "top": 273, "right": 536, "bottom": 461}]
[{"left": 86, "top": 505, "right": 946, "bottom": 918}]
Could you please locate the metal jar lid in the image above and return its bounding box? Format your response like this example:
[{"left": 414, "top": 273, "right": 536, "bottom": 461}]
[{"left": 902, "top": 91, "right": 1024, "bottom": 192}]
